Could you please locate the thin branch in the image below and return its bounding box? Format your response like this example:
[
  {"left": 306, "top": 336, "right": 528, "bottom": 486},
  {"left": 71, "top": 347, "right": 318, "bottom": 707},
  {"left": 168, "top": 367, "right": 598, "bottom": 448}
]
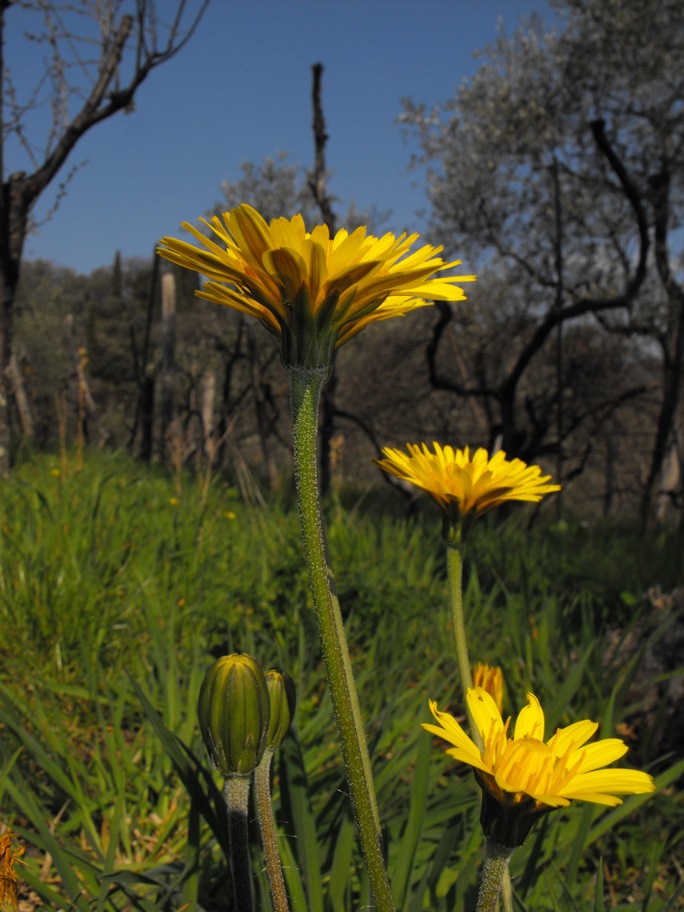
[
  {"left": 308, "top": 62, "right": 336, "bottom": 232},
  {"left": 501, "top": 120, "right": 650, "bottom": 400},
  {"left": 14, "top": 1, "right": 209, "bottom": 216}
]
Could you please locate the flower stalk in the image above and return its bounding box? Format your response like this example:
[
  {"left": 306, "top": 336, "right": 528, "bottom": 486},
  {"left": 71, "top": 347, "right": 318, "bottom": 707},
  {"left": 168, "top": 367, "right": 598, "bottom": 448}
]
[
  {"left": 255, "top": 750, "right": 290, "bottom": 912},
  {"left": 224, "top": 776, "right": 254, "bottom": 912},
  {"left": 444, "top": 523, "right": 482, "bottom": 748},
  {"left": 289, "top": 366, "right": 394, "bottom": 912},
  {"left": 475, "top": 839, "right": 515, "bottom": 912}
]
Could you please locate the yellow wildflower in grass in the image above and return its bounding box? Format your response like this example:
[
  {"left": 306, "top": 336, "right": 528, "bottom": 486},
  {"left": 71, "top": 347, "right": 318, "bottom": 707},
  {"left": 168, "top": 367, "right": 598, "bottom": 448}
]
[
  {"left": 375, "top": 443, "right": 560, "bottom": 523},
  {"left": 158, "top": 204, "right": 475, "bottom": 369},
  {"left": 472, "top": 663, "right": 504, "bottom": 714},
  {"left": 0, "top": 831, "right": 24, "bottom": 912},
  {"left": 424, "top": 687, "right": 655, "bottom": 847}
]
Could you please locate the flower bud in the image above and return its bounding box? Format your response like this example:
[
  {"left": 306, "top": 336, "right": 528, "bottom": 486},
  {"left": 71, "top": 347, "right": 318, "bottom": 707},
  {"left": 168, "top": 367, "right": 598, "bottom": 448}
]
[
  {"left": 472, "top": 662, "right": 504, "bottom": 715},
  {"left": 197, "top": 653, "right": 270, "bottom": 777},
  {"left": 264, "top": 669, "right": 296, "bottom": 751}
]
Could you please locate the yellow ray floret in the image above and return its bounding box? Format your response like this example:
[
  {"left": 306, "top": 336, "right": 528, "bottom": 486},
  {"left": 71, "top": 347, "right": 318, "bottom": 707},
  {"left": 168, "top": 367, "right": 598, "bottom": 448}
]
[
  {"left": 375, "top": 443, "right": 560, "bottom": 517},
  {"left": 157, "top": 205, "right": 475, "bottom": 363},
  {"left": 423, "top": 688, "right": 655, "bottom": 811}
]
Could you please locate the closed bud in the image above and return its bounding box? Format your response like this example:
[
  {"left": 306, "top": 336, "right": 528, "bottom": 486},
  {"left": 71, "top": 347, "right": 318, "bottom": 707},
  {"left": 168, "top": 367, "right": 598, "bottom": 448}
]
[
  {"left": 472, "top": 662, "right": 504, "bottom": 715},
  {"left": 197, "top": 653, "right": 270, "bottom": 778},
  {"left": 264, "top": 669, "right": 296, "bottom": 751}
]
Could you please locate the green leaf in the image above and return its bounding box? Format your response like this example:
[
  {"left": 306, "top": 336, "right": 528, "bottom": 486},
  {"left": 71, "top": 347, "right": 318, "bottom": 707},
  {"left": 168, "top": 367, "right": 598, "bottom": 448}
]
[
  {"left": 392, "top": 730, "right": 432, "bottom": 909},
  {"left": 277, "top": 729, "right": 324, "bottom": 912}
]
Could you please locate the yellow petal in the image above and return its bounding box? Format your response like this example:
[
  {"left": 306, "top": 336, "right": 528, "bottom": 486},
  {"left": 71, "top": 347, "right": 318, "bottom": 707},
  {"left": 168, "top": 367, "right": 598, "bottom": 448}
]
[
  {"left": 571, "top": 739, "right": 629, "bottom": 773},
  {"left": 265, "top": 248, "right": 307, "bottom": 301},
  {"left": 422, "top": 701, "right": 486, "bottom": 772},
  {"left": 546, "top": 719, "right": 599, "bottom": 757},
  {"left": 559, "top": 769, "right": 654, "bottom": 804},
  {"left": 467, "top": 687, "right": 506, "bottom": 744},
  {"left": 513, "top": 694, "right": 545, "bottom": 741}
]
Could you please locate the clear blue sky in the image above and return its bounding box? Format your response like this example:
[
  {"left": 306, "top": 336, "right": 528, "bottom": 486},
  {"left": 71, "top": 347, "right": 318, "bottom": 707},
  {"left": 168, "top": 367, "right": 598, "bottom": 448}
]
[{"left": 5, "top": 0, "right": 552, "bottom": 275}]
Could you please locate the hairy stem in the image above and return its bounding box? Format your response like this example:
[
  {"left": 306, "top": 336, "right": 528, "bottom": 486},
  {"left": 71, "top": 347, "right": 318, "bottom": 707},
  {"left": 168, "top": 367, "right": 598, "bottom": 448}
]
[
  {"left": 289, "top": 366, "right": 395, "bottom": 912},
  {"left": 254, "top": 751, "right": 290, "bottom": 912},
  {"left": 446, "top": 531, "right": 513, "bottom": 907},
  {"left": 476, "top": 839, "right": 515, "bottom": 912},
  {"left": 445, "top": 531, "right": 482, "bottom": 749},
  {"left": 224, "top": 776, "right": 253, "bottom": 912}
]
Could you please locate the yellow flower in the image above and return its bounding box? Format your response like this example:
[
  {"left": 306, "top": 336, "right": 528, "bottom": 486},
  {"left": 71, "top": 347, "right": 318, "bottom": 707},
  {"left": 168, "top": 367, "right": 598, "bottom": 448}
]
[
  {"left": 158, "top": 204, "right": 475, "bottom": 369},
  {"left": 0, "top": 831, "right": 25, "bottom": 912},
  {"left": 424, "top": 688, "right": 655, "bottom": 846},
  {"left": 472, "top": 663, "right": 504, "bottom": 714},
  {"left": 375, "top": 443, "right": 560, "bottom": 521}
]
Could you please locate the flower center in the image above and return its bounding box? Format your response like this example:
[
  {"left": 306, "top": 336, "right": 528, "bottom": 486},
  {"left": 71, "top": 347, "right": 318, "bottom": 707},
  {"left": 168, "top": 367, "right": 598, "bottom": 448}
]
[{"left": 493, "top": 737, "right": 554, "bottom": 794}]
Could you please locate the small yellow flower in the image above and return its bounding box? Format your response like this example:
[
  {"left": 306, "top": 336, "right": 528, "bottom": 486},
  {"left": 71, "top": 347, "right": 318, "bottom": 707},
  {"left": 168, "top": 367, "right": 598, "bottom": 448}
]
[
  {"left": 424, "top": 688, "right": 654, "bottom": 846},
  {"left": 472, "top": 663, "right": 504, "bottom": 714},
  {"left": 158, "top": 204, "right": 475, "bottom": 369},
  {"left": 0, "top": 831, "right": 25, "bottom": 912},
  {"left": 375, "top": 443, "right": 560, "bottom": 521}
]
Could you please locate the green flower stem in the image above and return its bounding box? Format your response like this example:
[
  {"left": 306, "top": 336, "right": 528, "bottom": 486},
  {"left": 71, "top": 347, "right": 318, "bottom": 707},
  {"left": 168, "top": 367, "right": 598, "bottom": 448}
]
[
  {"left": 445, "top": 528, "right": 482, "bottom": 750},
  {"left": 224, "top": 776, "right": 253, "bottom": 912},
  {"left": 446, "top": 531, "right": 513, "bottom": 911},
  {"left": 289, "top": 366, "right": 394, "bottom": 912},
  {"left": 501, "top": 866, "right": 515, "bottom": 912},
  {"left": 476, "top": 839, "right": 515, "bottom": 912},
  {"left": 255, "top": 750, "right": 290, "bottom": 912}
]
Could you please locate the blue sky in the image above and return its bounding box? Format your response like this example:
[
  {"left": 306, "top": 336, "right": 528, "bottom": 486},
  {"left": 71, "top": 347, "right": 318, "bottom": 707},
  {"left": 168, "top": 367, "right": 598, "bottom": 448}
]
[{"left": 5, "top": 0, "right": 552, "bottom": 275}]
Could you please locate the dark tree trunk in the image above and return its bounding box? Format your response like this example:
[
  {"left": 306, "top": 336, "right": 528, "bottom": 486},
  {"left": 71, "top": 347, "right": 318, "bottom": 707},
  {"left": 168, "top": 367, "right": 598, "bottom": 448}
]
[
  {"left": 0, "top": 2, "right": 207, "bottom": 471},
  {"left": 640, "top": 166, "right": 684, "bottom": 529},
  {"left": 159, "top": 272, "right": 176, "bottom": 459},
  {"left": 308, "top": 62, "right": 338, "bottom": 496}
]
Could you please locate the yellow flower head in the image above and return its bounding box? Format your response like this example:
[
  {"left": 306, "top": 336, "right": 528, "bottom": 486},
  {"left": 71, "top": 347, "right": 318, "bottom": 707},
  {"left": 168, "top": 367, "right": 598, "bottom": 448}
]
[
  {"left": 0, "top": 831, "right": 25, "bottom": 912},
  {"left": 472, "top": 662, "right": 504, "bottom": 715},
  {"left": 157, "top": 204, "right": 475, "bottom": 369},
  {"left": 424, "top": 688, "right": 655, "bottom": 847},
  {"left": 375, "top": 443, "right": 560, "bottom": 524}
]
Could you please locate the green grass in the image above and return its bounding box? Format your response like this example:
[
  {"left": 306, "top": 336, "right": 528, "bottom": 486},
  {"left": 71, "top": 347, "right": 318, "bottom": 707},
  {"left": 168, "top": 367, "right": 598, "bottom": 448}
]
[{"left": 0, "top": 451, "right": 682, "bottom": 910}]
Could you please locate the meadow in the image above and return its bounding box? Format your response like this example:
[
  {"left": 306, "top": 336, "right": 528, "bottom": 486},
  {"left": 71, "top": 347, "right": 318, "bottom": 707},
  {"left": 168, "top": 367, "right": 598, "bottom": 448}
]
[{"left": 0, "top": 451, "right": 682, "bottom": 911}]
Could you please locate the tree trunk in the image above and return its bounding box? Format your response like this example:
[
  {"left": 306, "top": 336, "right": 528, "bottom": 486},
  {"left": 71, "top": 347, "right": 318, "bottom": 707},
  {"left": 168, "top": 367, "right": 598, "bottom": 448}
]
[
  {"left": 309, "top": 62, "right": 338, "bottom": 496},
  {"left": 201, "top": 367, "right": 216, "bottom": 462},
  {"left": 139, "top": 372, "right": 155, "bottom": 463},
  {"left": 640, "top": 166, "right": 684, "bottom": 529},
  {"left": 8, "top": 353, "right": 32, "bottom": 441},
  {"left": 246, "top": 322, "right": 278, "bottom": 488},
  {"left": 159, "top": 272, "right": 176, "bottom": 460},
  {"left": 655, "top": 431, "right": 681, "bottom": 524},
  {"left": 0, "top": 2, "right": 207, "bottom": 472},
  {"left": 0, "top": 278, "right": 12, "bottom": 472}
]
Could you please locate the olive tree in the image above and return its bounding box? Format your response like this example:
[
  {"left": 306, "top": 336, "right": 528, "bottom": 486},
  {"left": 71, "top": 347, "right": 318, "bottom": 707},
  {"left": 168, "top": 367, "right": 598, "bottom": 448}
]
[{"left": 400, "top": 0, "right": 684, "bottom": 523}]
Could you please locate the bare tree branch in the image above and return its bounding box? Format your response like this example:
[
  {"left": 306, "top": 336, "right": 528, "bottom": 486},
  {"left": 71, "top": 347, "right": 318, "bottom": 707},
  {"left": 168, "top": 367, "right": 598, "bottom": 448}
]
[
  {"left": 308, "top": 61, "right": 336, "bottom": 233},
  {"left": 0, "top": 0, "right": 209, "bottom": 471}
]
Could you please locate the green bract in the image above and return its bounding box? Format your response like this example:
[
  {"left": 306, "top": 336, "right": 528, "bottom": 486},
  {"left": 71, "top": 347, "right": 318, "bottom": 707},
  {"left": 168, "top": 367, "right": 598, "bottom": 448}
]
[
  {"left": 198, "top": 653, "right": 270, "bottom": 777},
  {"left": 264, "top": 669, "right": 297, "bottom": 752}
]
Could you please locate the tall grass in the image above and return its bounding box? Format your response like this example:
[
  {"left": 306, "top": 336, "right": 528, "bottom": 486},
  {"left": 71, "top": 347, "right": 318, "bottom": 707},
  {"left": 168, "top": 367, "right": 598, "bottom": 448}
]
[{"left": 0, "top": 452, "right": 682, "bottom": 910}]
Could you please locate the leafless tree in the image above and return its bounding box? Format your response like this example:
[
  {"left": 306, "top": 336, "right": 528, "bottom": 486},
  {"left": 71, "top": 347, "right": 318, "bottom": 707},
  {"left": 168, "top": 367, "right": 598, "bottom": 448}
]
[
  {"left": 0, "top": 0, "right": 208, "bottom": 472},
  {"left": 400, "top": 0, "right": 684, "bottom": 524}
]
